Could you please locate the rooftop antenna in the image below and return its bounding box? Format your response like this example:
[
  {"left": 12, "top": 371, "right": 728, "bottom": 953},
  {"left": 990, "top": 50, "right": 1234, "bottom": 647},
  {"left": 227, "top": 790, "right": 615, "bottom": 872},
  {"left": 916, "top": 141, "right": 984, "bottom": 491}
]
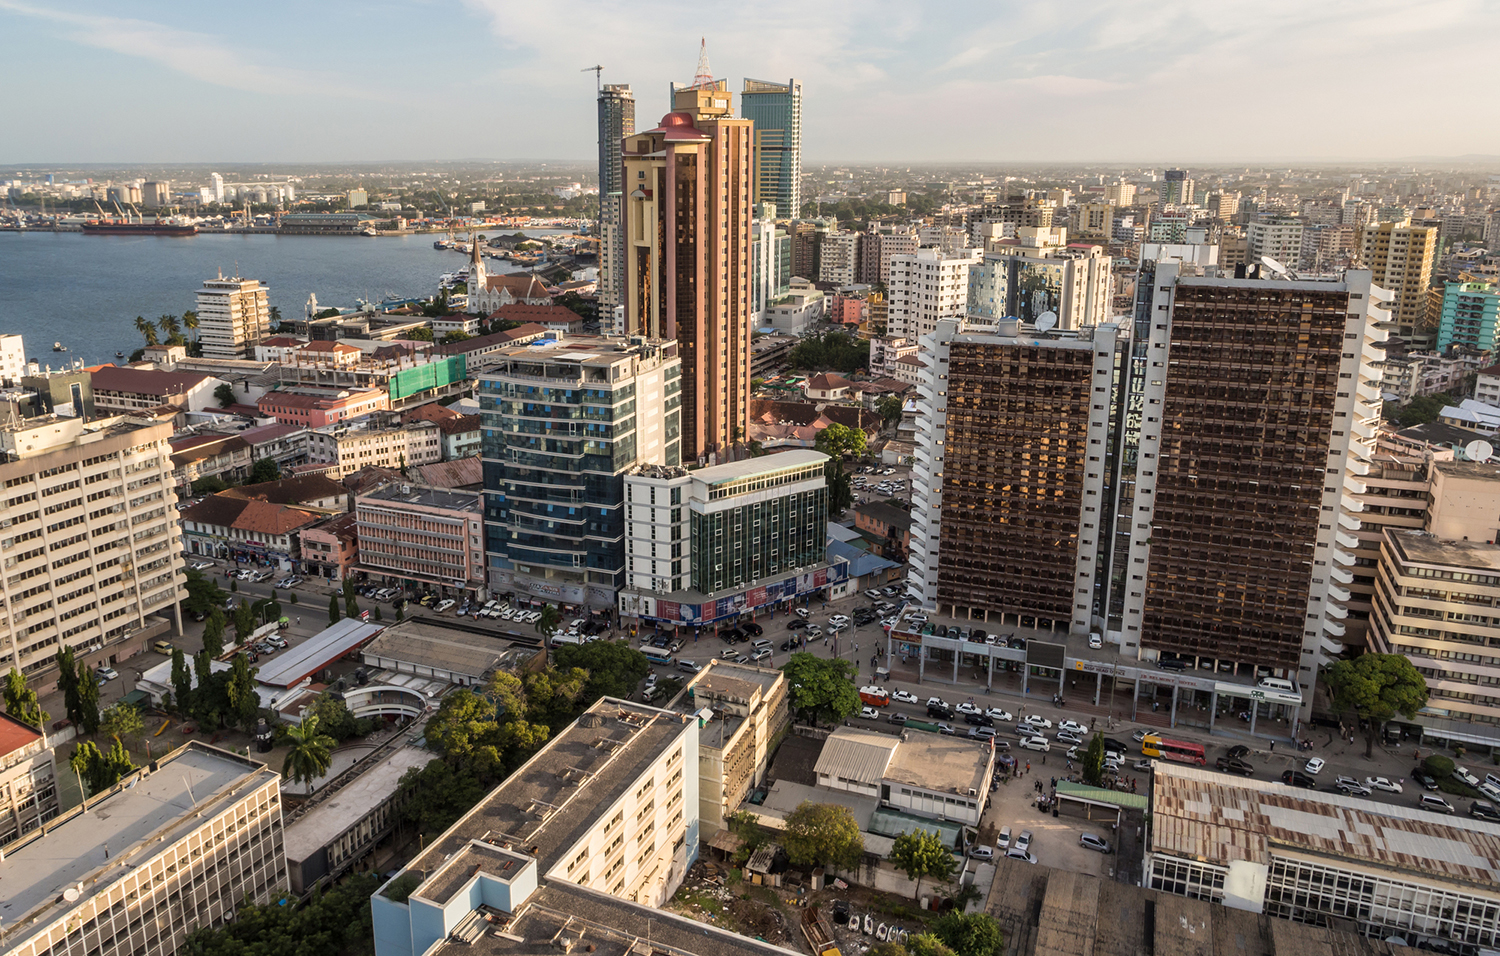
[
  {"left": 690, "top": 37, "right": 714, "bottom": 90},
  {"left": 582, "top": 65, "right": 603, "bottom": 94}
]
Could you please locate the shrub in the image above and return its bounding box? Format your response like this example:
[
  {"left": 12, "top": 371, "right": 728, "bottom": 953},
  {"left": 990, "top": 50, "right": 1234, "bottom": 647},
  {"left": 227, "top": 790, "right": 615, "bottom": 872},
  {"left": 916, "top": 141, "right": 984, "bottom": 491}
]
[{"left": 1424, "top": 754, "right": 1456, "bottom": 778}]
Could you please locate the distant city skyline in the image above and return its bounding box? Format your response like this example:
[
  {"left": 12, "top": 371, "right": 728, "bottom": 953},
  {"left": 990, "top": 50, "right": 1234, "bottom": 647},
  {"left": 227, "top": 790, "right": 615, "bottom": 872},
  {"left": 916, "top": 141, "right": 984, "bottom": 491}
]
[{"left": 2, "top": 0, "right": 1499, "bottom": 164}]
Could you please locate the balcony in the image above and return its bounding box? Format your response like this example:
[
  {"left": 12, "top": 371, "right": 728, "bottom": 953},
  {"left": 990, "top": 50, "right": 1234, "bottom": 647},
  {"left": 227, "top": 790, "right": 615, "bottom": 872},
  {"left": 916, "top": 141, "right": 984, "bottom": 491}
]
[
  {"left": 1337, "top": 512, "right": 1362, "bottom": 532},
  {"left": 1332, "top": 547, "right": 1356, "bottom": 566},
  {"left": 1330, "top": 566, "right": 1354, "bottom": 585},
  {"left": 1326, "top": 584, "right": 1351, "bottom": 604},
  {"left": 1335, "top": 530, "right": 1361, "bottom": 550},
  {"left": 1347, "top": 459, "right": 1370, "bottom": 476},
  {"left": 1323, "top": 618, "right": 1346, "bottom": 638},
  {"left": 1343, "top": 474, "right": 1367, "bottom": 495}
]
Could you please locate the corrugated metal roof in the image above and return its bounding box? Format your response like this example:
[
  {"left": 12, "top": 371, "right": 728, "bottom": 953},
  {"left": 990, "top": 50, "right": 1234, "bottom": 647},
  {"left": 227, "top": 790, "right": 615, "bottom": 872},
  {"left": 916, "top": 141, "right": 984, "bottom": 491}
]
[
  {"left": 1151, "top": 763, "right": 1500, "bottom": 887},
  {"left": 812, "top": 727, "right": 898, "bottom": 786}
]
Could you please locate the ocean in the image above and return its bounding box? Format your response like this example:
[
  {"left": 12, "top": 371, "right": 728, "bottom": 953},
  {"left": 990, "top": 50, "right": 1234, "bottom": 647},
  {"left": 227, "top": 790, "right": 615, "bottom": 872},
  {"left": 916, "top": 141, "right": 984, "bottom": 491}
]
[{"left": 0, "top": 229, "right": 573, "bottom": 367}]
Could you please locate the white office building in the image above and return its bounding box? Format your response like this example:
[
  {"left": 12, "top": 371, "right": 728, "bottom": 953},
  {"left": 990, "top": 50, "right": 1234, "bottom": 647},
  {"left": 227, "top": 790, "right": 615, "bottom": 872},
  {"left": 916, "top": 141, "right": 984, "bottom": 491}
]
[
  {"left": 887, "top": 247, "right": 980, "bottom": 340},
  {"left": 196, "top": 274, "right": 271, "bottom": 359}
]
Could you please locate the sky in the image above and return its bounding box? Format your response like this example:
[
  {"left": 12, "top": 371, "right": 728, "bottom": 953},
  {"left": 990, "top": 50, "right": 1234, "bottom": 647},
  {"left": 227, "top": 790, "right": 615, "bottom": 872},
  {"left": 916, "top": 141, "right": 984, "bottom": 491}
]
[{"left": 4, "top": 0, "right": 1500, "bottom": 165}]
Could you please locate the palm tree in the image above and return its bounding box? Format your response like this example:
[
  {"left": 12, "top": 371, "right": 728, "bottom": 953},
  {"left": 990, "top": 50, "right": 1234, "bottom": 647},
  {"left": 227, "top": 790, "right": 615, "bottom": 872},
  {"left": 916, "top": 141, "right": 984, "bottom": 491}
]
[
  {"left": 156, "top": 314, "right": 182, "bottom": 344},
  {"left": 181, "top": 309, "right": 199, "bottom": 336},
  {"left": 281, "top": 714, "right": 335, "bottom": 787},
  {"left": 535, "top": 603, "right": 561, "bottom": 649},
  {"left": 134, "top": 316, "right": 159, "bottom": 347}
]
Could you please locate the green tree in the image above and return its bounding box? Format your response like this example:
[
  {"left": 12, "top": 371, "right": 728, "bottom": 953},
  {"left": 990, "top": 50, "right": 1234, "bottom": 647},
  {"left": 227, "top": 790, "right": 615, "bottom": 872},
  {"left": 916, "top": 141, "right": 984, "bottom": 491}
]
[
  {"left": 213, "top": 382, "right": 236, "bottom": 407},
  {"left": 4, "top": 668, "right": 48, "bottom": 728},
  {"left": 328, "top": 592, "right": 341, "bottom": 625},
  {"left": 183, "top": 871, "right": 380, "bottom": 956},
  {"left": 193, "top": 650, "right": 213, "bottom": 699},
  {"left": 407, "top": 326, "right": 435, "bottom": 342},
  {"left": 226, "top": 653, "right": 261, "bottom": 731},
  {"left": 77, "top": 666, "right": 101, "bottom": 735},
  {"left": 171, "top": 648, "right": 192, "bottom": 712},
  {"left": 905, "top": 934, "right": 957, "bottom": 956},
  {"left": 726, "top": 809, "right": 769, "bottom": 851},
  {"left": 282, "top": 714, "right": 336, "bottom": 787},
  {"left": 156, "top": 313, "right": 182, "bottom": 344},
  {"left": 134, "top": 315, "right": 159, "bottom": 347},
  {"left": 781, "top": 801, "right": 865, "bottom": 871},
  {"left": 233, "top": 600, "right": 258, "bottom": 646},
  {"left": 247, "top": 456, "right": 281, "bottom": 484},
  {"left": 442, "top": 330, "right": 472, "bottom": 343},
  {"left": 396, "top": 760, "right": 491, "bottom": 839},
  {"left": 69, "top": 738, "right": 134, "bottom": 796},
  {"left": 181, "top": 309, "right": 199, "bottom": 339},
  {"left": 876, "top": 393, "right": 904, "bottom": 426},
  {"left": 781, "top": 652, "right": 861, "bottom": 724},
  {"left": 342, "top": 578, "right": 359, "bottom": 620},
  {"left": 182, "top": 567, "right": 226, "bottom": 620},
  {"left": 191, "top": 475, "right": 229, "bottom": 495},
  {"left": 309, "top": 691, "right": 361, "bottom": 742},
  {"left": 202, "top": 607, "right": 226, "bottom": 658},
  {"left": 535, "top": 603, "right": 561, "bottom": 648},
  {"left": 816, "top": 423, "right": 867, "bottom": 517},
  {"left": 889, "top": 828, "right": 956, "bottom": 900},
  {"left": 932, "top": 912, "right": 1004, "bottom": 956},
  {"left": 1082, "top": 732, "right": 1106, "bottom": 787},
  {"left": 56, "top": 646, "right": 82, "bottom": 726},
  {"left": 1324, "top": 653, "right": 1429, "bottom": 758},
  {"left": 1424, "top": 753, "right": 1456, "bottom": 778},
  {"left": 101, "top": 702, "right": 144, "bottom": 750},
  {"left": 789, "top": 330, "right": 871, "bottom": 374},
  {"left": 552, "top": 640, "right": 650, "bottom": 703}
]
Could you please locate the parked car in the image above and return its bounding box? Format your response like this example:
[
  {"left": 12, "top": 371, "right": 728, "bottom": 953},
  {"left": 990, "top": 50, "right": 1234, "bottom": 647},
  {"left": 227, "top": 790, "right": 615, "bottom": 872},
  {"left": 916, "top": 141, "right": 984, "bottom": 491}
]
[
  {"left": 1131, "top": 729, "right": 1149, "bottom": 743},
  {"left": 1411, "top": 770, "right": 1440, "bottom": 791},
  {"left": 892, "top": 690, "right": 919, "bottom": 704},
  {"left": 888, "top": 712, "right": 908, "bottom": 725},
  {"left": 997, "top": 826, "right": 1012, "bottom": 850},
  {"left": 780, "top": 638, "right": 800, "bottom": 652},
  {"left": 936, "top": 723, "right": 956, "bottom": 736},
  {"left": 1471, "top": 800, "right": 1500, "bottom": 821},
  {"left": 1102, "top": 738, "right": 1128, "bottom": 754},
  {"left": 1055, "top": 731, "right": 1083, "bottom": 746},
  {"left": 1304, "top": 757, "right": 1326, "bottom": 775},
  {"left": 1005, "top": 849, "right": 1038, "bottom": 864},
  {"left": 1079, "top": 833, "right": 1112, "bottom": 854},
  {"left": 1216, "top": 757, "right": 1255, "bottom": 776},
  {"left": 956, "top": 702, "right": 983, "bottom": 717},
  {"left": 986, "top": 707, "right": 1014, "bottom": 722},
  {"left": 1365, "top": 776, "right": 1404, "bottom": 794},
  {"left": 1133, "top": 758, "right": 1154, "bottom": 773},
  {"left": 926, "top": 696, "right": 949, "bottom": 710},
  {"left": 96, "top": 666, "right": 120, "bottom": 682},
  {"left": 1334, "top": 776, "right": 1372, "bottom": 796},
  {"left": 1281, "top": 769, "right": 1318, "bottom": 789},
  {"left": 750, "top": 648, "right": 773, "bottom": 662},
  {"left": 1019, "top": 736, "right": 1051, "bottom": 752},
  {"left": 743, "top": 622, "right": 764, "bottom": 637},
  {"left": 435, "top": 599, "right": 456, "bottom": 613},
  {"left": 189, "top": 561, "right": 213, "bottom": 570},
  {"left": 860, "top": 706, "right": 880, "bottom": 719},
  {"left": 1224, "top": 745, "right": 1252, "bottom": 759},
  {"left": 1057, "top": 720, "right": 1088, "bottom": 735},
  {"left": 786, "top": 619, "right": 808, "bottom": 631},
  {"left": 963, "top": 713, "right": 994, "bottom": 727},
  {"left": 1014, "top": 830, "right": 1033, "bottom": 853},
  {"left": 1420, "top": 794, "right": 1456, "bottom": 814},
  {"left": 1024, "top": 716, "right": 1054, "bottom": 730},
  {"left": 968, "top": 845, "right": 994, "bottom": 861},
  {"left": 967, "top": 727, "right": 997, "bottom": 740}
]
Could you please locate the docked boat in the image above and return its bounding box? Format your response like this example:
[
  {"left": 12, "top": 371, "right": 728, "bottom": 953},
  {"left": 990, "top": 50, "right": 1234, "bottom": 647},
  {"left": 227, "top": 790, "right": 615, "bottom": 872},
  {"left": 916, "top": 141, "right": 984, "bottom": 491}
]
[
  {"left": 80, "top": 219, "right": 198, "bottom": 236},
  {"left": 53, "top": 342, "right": 66, "bottom": 352}
]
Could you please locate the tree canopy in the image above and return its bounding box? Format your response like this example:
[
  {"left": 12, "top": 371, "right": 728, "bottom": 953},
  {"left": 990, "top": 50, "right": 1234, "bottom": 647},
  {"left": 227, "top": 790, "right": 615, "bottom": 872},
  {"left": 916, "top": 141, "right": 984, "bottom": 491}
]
[
  {"left": 816, "top": 422, "right": 867, "bottom": 461},
  {"left": 552, "top": 640, "right": 650, "bottom": 704},
  {"left": 4, "top": 668, "right": 48, "bottom": 728},
  {"left": 876, "top": 394, "right": 904, "bottom": 425},
  {"left": 1324, "top": 653, "right": 1428, "bottom": 757},
  {"left": 183, "top": 872, "right": 379, "bottom": 956},
  {"left": 932, "top": 912, "right": 1005, "bottom": 956},
  {"left": 889, "top": 828, "right": 955, "bottom": 899},
  {"left": 781, "top": 801, "right": 865, "bottom": 871},
  {"left": 247, "top": 457, "right": 281, "bottom": 484},
  {"left": 1082, "top": 732, "right": 1106, "bottom": 787},
  {"left": 790, "top": 330, "right": 870, "bottom": 374},
  {"left": 781, "top": 652, "right": 861, "bottom": 725}
]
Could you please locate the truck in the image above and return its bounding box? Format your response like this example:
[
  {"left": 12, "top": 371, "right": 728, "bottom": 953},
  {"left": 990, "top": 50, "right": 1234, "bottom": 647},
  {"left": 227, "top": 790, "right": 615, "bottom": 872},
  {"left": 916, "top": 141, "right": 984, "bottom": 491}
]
[
  {"left": 801, "top": 906, "right": 841, "bottom": 956},
  {"left": 858, "top": 685, "right": 890, "bottom": 707}
]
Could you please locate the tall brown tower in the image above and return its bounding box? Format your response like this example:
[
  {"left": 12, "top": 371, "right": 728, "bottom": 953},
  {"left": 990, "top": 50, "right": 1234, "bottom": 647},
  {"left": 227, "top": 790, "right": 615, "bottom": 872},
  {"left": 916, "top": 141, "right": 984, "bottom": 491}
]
[{"left": 621, "top": 53, "right": 753, "bottom": 464}]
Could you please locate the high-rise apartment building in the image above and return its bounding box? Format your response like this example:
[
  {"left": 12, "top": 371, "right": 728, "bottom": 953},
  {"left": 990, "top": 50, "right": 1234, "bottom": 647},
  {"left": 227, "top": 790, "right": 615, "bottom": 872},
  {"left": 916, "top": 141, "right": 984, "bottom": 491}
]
[
  {"left": 1161, "top": 169, "right": 1194, "bottom": 205},
  {"left": 1074, "top": 202, "right": 1114, "bottom": 240},
  {"left": 479, "top": 336, "right": 681, "bottom": 608},
  {"left": 967, "top": 239, "right": 1113, "bottom": 330},
  {"left": 680, "top": 660, "right": 788, "bottom": 833},
  {"left": 1358, "top": 219, "right": 1438, "bottom": 339},
  {"left": 859, "top": 223, "right": 918, "bottom": 284},
  {"left": 356, "top": 483, "right": 485, "bottom": 602},
  {"left": 748, "top": 204, "right": 789, "bottom": 325},
  {"left": 818, "top": 230, "right": 860, "bottom": 286},
  {"left": 1245, "top": 217, "right": 1304, "bottom": 268},
  {"left": 1103, "top": 181, "right": 1136, "bottom": 206},
  {"left": 196, "top": 274, "right": 271, "bottom": 359},
  {"left": 0, "top": 414, "right": 185, "bottom": 693},
  {"left": 887, "top": 247, "right": 980, "bottom": 339},
  {"left": 0, "top": 742, "right": 285, "bottom": 956},
  {"left": 1437, "top": 281, "right": 1500, "bottom": 352},
  {"left": 908, "top": 319, "right": 1124, "bottom": 633},
  {"left": 1115, "top": 264, "right": 1387, "bottom": 680},
  {"left": 622, "top": 78, "right": 753, "bottom": 463},
  {"left": 740, "top": 78, "right": 801, "bottom": 218},
  {"left": 597, "top": 83, "right": 636, "bottom": 323}
]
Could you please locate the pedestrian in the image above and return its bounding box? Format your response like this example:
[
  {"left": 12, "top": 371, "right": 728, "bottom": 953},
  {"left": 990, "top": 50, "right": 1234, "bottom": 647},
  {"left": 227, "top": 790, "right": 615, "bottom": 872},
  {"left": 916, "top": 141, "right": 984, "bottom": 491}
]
[
  {"left": 1026, "top": 761, "right": 1031, "bottom": 774},
  {"left": 1270, "top": 740, "right": 1275, "bottom": 753},
  {"left": 1050, "top": 776, "right": 1056, "bottom": 789},
  {"left": 1042, "top": 755, "right": 1046, "bottom": 765},
  {"left": 296, "top": 616, "right": 300, "bottom": 625},
  {"left": 1067, "top": 760, "right": 1073, "bottom": 771}
]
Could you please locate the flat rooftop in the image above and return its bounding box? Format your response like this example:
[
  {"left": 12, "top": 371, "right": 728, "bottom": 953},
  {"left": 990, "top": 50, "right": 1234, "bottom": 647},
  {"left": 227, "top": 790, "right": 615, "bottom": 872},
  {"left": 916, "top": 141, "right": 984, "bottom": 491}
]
[
  {"left": 402, "top": 698, "right": 691, "bottom": 880},
  {"left": 282, "top": 744, "right": 436, "bottom": 864},
  {"left": 0, "top": 743, "right": 276, "bottom": 951},
  {"left": 1152, "top": 763, "right": 1500, "bottom": 890},
  {"left": 429, "top": 882, "right": 802, "bottom": 956},
  {"left": 1387, "top": 529, "right": 1500, "bottom": 574},
  {"left": 884, "top": 733, "right": 992, "bottom": 796},
  {"left": 1433, "top": 459, "right": 1500, "bottom": 483},
  {"left": 360, "top": 482, "right": 480, "bottom": 513},
  {"left": 692, "top": 448, "right": 830, "bottom": 485},
  {"left": 678, "top": 660, "right": 782, "bottom": 750},
  {"left": 362, "top": 619, "right": 512, "bottom": 681}
]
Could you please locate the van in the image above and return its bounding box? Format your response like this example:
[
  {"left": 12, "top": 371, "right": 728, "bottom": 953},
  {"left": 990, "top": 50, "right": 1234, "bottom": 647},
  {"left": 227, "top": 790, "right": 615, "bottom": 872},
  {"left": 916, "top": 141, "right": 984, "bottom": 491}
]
[
  {"left": 1257, "top": 677, "right": 1297, "bottom": 693},
  {"left": 751, "top": 639, "right": 773, "bottom": 653},
  {"left": 643, "top": 650, "right": 675, "bottom": 666},
  {"left": 153, "top": 640, "right": 174, "bottom": 655},
  {"left": 677, "top": 659, "right": 702, "bottom": 674}
]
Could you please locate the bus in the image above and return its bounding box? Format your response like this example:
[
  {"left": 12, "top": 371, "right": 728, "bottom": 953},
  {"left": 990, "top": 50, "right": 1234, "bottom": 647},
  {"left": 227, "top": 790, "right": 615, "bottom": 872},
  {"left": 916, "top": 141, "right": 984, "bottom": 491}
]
[
  {"left": 1141, "top": 735, "right": 1207, "bottom": 765},
  {"left": 644, "top": 650, "right": 675, "bottom": 666}
]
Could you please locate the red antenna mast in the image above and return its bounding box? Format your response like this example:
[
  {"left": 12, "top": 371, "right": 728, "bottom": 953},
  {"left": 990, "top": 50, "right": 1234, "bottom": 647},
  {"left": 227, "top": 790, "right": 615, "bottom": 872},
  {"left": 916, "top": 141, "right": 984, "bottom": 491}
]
[{"left": 690, "top": 37, "right": 714, "bottom": 89}]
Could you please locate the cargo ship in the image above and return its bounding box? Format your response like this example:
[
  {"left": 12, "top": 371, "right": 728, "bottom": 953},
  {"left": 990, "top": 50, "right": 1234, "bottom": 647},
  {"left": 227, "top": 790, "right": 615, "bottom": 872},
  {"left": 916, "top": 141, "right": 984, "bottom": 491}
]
[{"left": 80, "top": 220, "right": 199, "bottom": 236}]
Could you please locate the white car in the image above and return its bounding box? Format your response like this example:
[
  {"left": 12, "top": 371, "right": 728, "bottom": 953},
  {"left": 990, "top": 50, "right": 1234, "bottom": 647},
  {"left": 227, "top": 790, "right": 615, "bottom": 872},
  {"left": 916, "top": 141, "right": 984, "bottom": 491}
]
[
  {"left": 908, "top": 613, "right": 928, "bottom": 624},
  {"left": 1019, "top": 736, "right": 1051, "bottom": 752},
  {"left": 860, "top": 706, "right": 880, "bottom": 719},
  {"left": 1055, "top": 731, "right": 1083, "bottom": 746},
  {"left": 1088, "top": 633, "right": 1103, "bottom": 649},
  {"left": 864, "top": 589, "right": 883, "bottom": 600},
  {"left": 955, "top": 702, "right": 983, "bottom": 717},
  {"left": 435, "top": 599, "right": 456, "bottom": 613},
  {"left": 997, "top": 826, "right": 1012, "bottom": 850},
  {"left": 986, "top": 707, "right": 1013, "bottom": 722},
  {"left": 1023, "top": 716, "right": 1054, "bottom": 730},
  {"left": 500, "top": 607, "right": 516, "bottom": 620},
  {"left": 1304, "top": 757, "right": 1326, "bottom": 775},
  {"left": 1365, "top": 776, "right": 1403, "bottom": 794},
  {"left": 795, "top": 607, "right": 810, "bottom": 619},
  {"left": 926, "top": 697, "right": 949, "bottom": 710},
  {"left": 1058, "top": 720, "right": 1088, "bottom": 735},
  {"left": 892, "top": 690, "right": 919, "bottom": 704},
  {"left": 189, "top": 560, "right": 213, "bottom": 570}
]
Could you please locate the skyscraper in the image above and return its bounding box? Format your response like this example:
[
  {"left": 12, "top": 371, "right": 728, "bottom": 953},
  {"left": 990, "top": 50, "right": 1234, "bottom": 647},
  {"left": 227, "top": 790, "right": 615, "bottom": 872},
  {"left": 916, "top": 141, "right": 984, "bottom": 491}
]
[
  {"left": 597, "top": 83, "right": 636, "bottom": 327},
  {"left": 622, "top": 52, "right": 753, "bottom": 463},
  {"left": 196, "top": 273, "right": 271, "bottom": 358},
  {"left": 1358, "top": 218, "right": 1438, "bottom": 340},
  {"left": 1161, "top": 168, "right": 1194, "bottom": 205},
  {"left": 740, "top": 78, "right": 802, "bottom": 217}
]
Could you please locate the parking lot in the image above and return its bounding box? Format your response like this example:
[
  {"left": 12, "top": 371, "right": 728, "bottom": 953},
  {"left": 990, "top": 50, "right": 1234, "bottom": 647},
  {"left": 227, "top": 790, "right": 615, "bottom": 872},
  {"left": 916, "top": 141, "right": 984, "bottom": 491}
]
[
  {"left": 981, "top": 766, "right": 1130, "bottom": 881},
  {"left": 850, "top": 464, "right": 910, "bottom": 508}
]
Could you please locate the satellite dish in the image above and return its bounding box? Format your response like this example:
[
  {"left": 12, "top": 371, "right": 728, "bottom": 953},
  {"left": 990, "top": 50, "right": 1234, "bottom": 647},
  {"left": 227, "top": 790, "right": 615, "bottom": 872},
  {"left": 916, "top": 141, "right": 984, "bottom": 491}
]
[
  {"left": 1465, "top": 439, "right": 1494, "bottom": 463},
  {"left": 1260, "top": 255, "right": 1289, "bottom": 277},
  {"left": 1036, "top": 311, "right": 1058, "bottom": 333},
  {"left": 63, "top": 887, "right": 80, "bottom": 902}
]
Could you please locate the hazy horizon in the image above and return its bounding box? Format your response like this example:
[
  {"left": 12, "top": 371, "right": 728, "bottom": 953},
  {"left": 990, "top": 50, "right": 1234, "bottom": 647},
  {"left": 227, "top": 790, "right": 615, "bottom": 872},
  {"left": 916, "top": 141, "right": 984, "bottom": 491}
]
[{"left": 4, "top": 0, "right": 1499, "bottom": 166}]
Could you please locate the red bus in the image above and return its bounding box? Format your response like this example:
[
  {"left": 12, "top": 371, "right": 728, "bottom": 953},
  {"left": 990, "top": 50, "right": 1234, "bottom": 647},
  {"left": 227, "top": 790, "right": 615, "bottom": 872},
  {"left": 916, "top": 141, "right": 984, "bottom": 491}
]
[{"left": 1141, "top": 735, "right": 1207, "bottom": 765}]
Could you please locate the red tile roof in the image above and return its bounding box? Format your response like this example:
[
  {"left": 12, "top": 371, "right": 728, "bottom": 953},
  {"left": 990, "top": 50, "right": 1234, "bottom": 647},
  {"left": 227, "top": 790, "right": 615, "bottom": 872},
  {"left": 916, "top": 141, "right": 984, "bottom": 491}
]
[
  {"left": 90, "top": 365, "right": 213, "bottom": 397},
  {"left": 180, "top": 493, "right": 321, "bottom": 535},
  {"left": 0, "top": 710, "right": 43, "bottom": 754},
  {"left": 490, "top": 305, "right": 584, "bottom": 326},
  {"left": 482, "top": 273, "right": 552, "bottom": 298}
]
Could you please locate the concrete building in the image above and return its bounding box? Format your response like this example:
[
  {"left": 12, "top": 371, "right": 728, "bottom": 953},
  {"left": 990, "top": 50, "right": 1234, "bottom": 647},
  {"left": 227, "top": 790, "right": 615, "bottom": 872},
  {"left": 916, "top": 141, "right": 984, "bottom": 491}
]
[
  {"left": 622, "top": 79, "right": 754, "bottom": 463},
  {"left": 195, "top": 274, "right": 271, "bottom": 359},
  {"left": 1073, "top": 202, "right": 1114, "bottom": 240},
  {"left": 356, "top": 482, "right": 485, "bottom": 600},
  {"left": 811, "top": 727, "right": 994, "bottom": 827},
  {"left": 748, "top": 206, "right": 789, "bottom": 326},
  {"left": 869, "top": 335, "right": 919, "bottom": 378},
  {"left": 0, "top": 333, "right": 26, "bottom": 386},
  {"left": 256, "top": 386, "right": 389, "bottom": 427},
  {"left": 967, "top": 239, "right": 1113, "bottom": 330},
  {"left": 1428, "top": 459, "right": 1500, "bottom": 542},
  {"left": 0, "top": 415, "right": 184, "bottom": 693},
  {"left": 370, "top": 697, "right": 700, "bottom": 956},
  {"left": 303, "top": 416, "right": 442, "bottom": 478},
  {"left": 620, "top": 449, "right": 829, "bottom": 598},
  {"left": 1478, "top": 363, "right": 1500, "bottom": 408},
  {"left": 676, "top": 660, "right": 788, "bottom": 834},
  {"left": 1342, "top": 456, "right": 1430, "bottom": 646},
  {"left": 1102, "top": 181, "right": 1136, "bottom": 206},
  {"left": 479, "top": 336, "right": 681, "bottom": 609},
  {"left": 1359, "top": 219, "right": 1439, "bottom": 340},
  {"left": 0, "top": 742, "right": 285, "bottom": 956},
  {"left": 0, "top": 710, "right": 58, "bottom": 848},
  {"left": 859, "top": 223, "right": 918, "bottom": 285},
  {"left": 1160, "top": 168, "right": 1193, "bottom": 205},
  {"left": 1437, "top": 280, "right": 1500, "bottom": 352},
  {"left": 299, "top": 511, "right": 359, "bottom": 582},
  {"left": 88, "top": 365, "right": 224, "bottom": 416},
  {"left": 887, "top": 247, "right": 981, "bottom": 340},
  {"left": 740, "top": 77, "right": 801, "bottom": 218},
  {"left": 907, "top": 319, "right": 1123, "bottom": 635},
  {"left": 818, "top": 230, "right": 860, "bottom": 286},
  {"left": 1115, "top": 265, "right": 1387, "bottom": 688},
  {"left": 597, "top": 83, "right": 635, "bottom": 318},
  {"left": 1245, "top": 217, "right": 1304, "bottom": 268},
  {"left": 179, "top": 493, "right": 322, "bottom": 567},
  {"left": 140, "top": 180, "right": 170, "bottom": 207},
  {"left": 1147, "top": 761, "right": 1500, "bottom": 950}
]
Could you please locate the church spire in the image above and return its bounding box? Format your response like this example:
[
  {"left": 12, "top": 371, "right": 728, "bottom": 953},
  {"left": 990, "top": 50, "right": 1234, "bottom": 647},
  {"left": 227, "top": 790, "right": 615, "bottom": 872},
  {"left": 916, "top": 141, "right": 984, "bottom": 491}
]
[{"left": 469, "top": 233, "right": 487, "bottom": 304}]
